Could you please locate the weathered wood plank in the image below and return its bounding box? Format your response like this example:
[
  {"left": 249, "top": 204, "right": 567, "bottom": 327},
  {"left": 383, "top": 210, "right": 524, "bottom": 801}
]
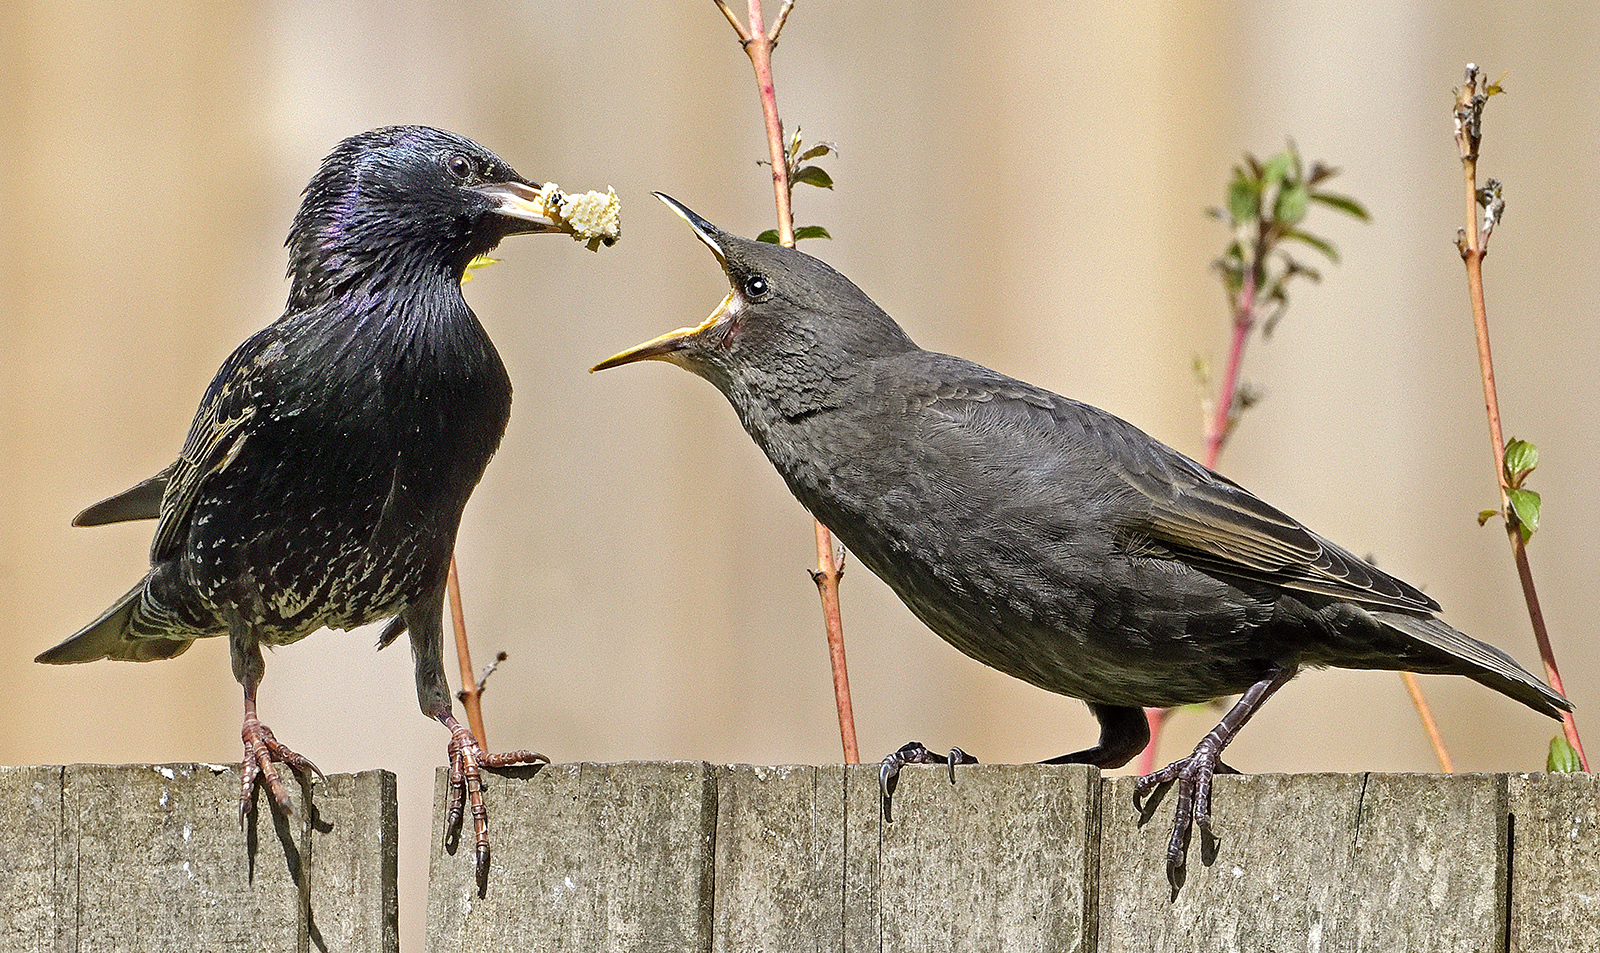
[
  {"left": 1099, "top": 773, "right": 1507, "bottom": 953},
  {"left": 858, "top": 762, "right": 1099, "bottom": 953},
  {"left": 0, "top": 763, "right": 396, "bottom": 953},
  {"left": 711, "top": 764, "right": 845, "bottom": 952},
  {"left": 0, "top": 767, "right": 63, "bottom": 953},
  {"left": 425, "top": 761, "right": 717, "bottom": 952},
  {"left": 1507, "top": 772, "right": 1600, "bottom": 952}
]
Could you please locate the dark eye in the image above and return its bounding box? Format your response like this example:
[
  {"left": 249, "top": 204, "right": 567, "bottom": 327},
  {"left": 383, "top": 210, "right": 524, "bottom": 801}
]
[
  {"left": 445, "top": 153, "right": 474, "bottom": 181},
  {"left": 741, "top": 275, "right": 769, "bottom": 299}
]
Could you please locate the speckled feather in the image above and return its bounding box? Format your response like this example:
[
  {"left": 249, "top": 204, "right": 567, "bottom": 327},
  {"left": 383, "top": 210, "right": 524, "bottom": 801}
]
[{"left": 43, "top": 126, "right": 523, "bottom": 683}]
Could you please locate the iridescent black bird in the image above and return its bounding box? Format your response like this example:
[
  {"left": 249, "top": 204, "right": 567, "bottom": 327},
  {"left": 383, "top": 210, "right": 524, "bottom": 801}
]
[
  {"left": 40, "top": 125, "right": 584, "bottom": 879},
  {"left": 594, "top": 194, "right": 1570, "bottom": 888}
]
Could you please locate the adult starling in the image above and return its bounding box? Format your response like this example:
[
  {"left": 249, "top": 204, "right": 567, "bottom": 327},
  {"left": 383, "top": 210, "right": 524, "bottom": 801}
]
[
  {"left": 593, "top": 194, "right": 1571, "bottom": 885},
  {"left": 39, "top": 125, "right": 606, "bottom": 880}
]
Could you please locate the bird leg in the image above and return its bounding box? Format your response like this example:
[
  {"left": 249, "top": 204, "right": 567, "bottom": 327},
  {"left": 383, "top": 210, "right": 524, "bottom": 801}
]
[
  {"left": 438, "top": 711, "right": 548, "bottom": 884},
  {"left": 1134, "top": 665, "right": 1295, "bottom": 887},
  {"left": 1042, "top": 703, "right": 1151, "bottom": 768},
  {"left": 877, "top": 742, "right": 978, "bottom": 822},
  {"left": 238, "top": 673, "right": 324, "bottom": 824}
]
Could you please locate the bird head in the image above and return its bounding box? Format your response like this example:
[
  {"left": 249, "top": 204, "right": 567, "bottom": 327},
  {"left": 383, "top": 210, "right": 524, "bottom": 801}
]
[
  {"left": 286, "top": 125, "right": 566, "bottom": 308},
  {"left": 591, "top": 193, "right": 915, "bottom": 403}
]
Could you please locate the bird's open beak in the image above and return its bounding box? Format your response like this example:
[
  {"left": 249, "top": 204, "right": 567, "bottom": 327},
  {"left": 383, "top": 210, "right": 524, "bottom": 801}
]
[
  {"left": 590, "top": 294, "right": 732, "bottom": 371},
  {"left": 470, "top": 181, "right": 563, "bottom": 234},
  {"left": 590, "top": 192, "right": 732, "bottom": 372}
]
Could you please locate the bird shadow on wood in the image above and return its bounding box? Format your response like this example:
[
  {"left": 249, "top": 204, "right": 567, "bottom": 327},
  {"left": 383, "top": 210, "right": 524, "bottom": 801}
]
[
  {"left": 443, "top": 762, "right": 548, "bottom": 898},
  {"left": 244, "top": 770, "right": 334, "bottom": 951}
]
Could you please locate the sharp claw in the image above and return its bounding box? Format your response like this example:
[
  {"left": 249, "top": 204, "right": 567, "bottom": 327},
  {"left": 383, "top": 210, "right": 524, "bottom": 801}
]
[
  {"left": 441, "top": 722, "right": 545, "bottom": 892},
  {"left": 239, "top": 716, "right": 317, "bottom": 822},
  {"left": 878, "top": 741, "right": 982, "bottom": 822}
]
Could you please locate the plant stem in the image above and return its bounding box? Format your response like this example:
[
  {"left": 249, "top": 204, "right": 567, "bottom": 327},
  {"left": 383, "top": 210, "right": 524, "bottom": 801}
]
[
  {"left": 1141, "top": 266, "right": 1259, "bottom": 775},
  {"left": 1400, "top": 671, "right": 1454, "bottom": 772},
  {"left": 720, "top": 0, "right": 859, "bottom": 763},
  {"left": 1204, "top": 270, "right": 1257, "bottom": 468},
  {"left": 448, "top": 554, "right": 489, "bottom": 748},
  {"left": 1454, "top": 67, "right": 1586, "bottom": 769}
]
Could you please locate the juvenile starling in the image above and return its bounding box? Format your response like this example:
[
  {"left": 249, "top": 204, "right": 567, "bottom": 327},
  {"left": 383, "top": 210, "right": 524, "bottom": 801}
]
[
  {"left": 593, "top": 194, "right": 1571, "bottom": 886},
  {"left": 39, "top": 125, "right": 605, "bottom": 880}
]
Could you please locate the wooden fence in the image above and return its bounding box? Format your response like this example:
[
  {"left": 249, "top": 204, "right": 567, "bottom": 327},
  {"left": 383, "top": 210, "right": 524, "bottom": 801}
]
[{"left": 4, "top": 762, "right": 1595, "bottom": 951}]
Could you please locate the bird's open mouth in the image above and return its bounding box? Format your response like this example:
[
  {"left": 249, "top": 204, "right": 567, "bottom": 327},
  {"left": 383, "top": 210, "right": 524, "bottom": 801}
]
[
  {"left": 590, "top": 294, "right": 733, "bottom": 371},
  {"left": 590, "top": 193, "right": 733, "bottom": 371}
]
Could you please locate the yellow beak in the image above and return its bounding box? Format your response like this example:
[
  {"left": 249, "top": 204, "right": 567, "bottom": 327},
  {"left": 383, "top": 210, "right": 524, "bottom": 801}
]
[{"left": 590, "top": 293, "right": 733, "bottom": 372}]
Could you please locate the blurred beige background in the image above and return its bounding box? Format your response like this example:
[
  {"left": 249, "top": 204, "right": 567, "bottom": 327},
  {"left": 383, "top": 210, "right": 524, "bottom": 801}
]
[{"left": 4, "top": 1, "right": 1596, "bottom": 947}]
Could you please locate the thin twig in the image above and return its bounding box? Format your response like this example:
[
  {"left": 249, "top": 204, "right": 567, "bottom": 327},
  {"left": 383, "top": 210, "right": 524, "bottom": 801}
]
[
  {"left": 721, "top": 0, "right": 859, "bottom": 763},
  {"left": 1453, "top": 65, "right": 1586, "bottom": 769},
  {"left": 448, "top": 554, "right": 489, "bottom": 748},
  {"left": 1400, "top": 672, "right": 1454, "bottom": 772}
]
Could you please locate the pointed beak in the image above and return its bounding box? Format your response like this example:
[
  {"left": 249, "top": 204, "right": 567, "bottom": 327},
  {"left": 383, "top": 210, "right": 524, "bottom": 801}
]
[
  {"left": 590, "top": 294, "right": 733, "bottom": 371},
  {"left": 591, "top": 193, "right": 734, "bottom": 373},
  {"left": 651, "top": 192, "right": 729, "bottom": 267},
  {"left": 470, "top": 181, "right": 562, "bottom": 234}
]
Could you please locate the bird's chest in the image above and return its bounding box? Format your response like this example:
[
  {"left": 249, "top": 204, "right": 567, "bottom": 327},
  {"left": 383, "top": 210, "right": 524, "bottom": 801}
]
[{"left": 188, "top": 327, "right": 511, "bottom": 637}]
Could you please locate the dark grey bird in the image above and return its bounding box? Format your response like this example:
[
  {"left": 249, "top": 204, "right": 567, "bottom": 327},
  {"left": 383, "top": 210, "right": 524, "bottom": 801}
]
[
  {"left": 592, "top": 193, "right": 1570, "bottom": 886},
  {"left": 39, "top": 125, "right": 589, "bottom": 881}
]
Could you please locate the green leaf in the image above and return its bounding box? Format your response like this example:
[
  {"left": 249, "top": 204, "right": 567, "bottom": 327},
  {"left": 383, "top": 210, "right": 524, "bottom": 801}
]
[
  {"left": 1309, "top": 191, "right": 1370, "bottom": 221},
  {"left": 756, "top": 226, "right": 832, "bottom": 245},
  {"left": 1504, "top": 438, "right": 1539, "bottom": 482},
  {"left": 797, "top": 142, "right": 834, "bottom": 162},
  {"left": 1262, "top": 150, "right": 1293, "bottom": 191},
  {"left": 1508, "top": 487, "right": 1541, "bottom": 541},
  {"left": 1227, "top": 176, "right": 1260, "bottom": 224},
  {"left": 1274, "top": 182, "right": 1310, "bottom": 226},
  {"left": 1548, "top": 735, "right": 1581, "bottom": 773},
  {"left": 1478, "top": 509, "right": 1499, "bottom": 527},
  {"left": 1283, "top": 229, "right": 1340, "bottom": 263},
  {"left": 792, "top": 165, "right": 835, "bottom": 190}
]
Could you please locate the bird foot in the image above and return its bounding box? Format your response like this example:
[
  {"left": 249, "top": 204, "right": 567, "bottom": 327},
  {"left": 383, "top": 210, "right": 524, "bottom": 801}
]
[
  {"left": 877, "top": 741, "right": 978, "bottom": 822},
  {"left": 239, "top": 714, "right": 324, "bottom": 824},
  {"left": 443, "top": 721, "right": 548, "bottom": 888},
  {"left": 1133, "top": 740, "right": 1238, "bottom": 888}
]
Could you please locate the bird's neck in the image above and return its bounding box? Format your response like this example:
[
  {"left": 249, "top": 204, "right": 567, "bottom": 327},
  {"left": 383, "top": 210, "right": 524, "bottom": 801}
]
[{"left": 287, "top": 238, "right": 467, "bottom": 314}]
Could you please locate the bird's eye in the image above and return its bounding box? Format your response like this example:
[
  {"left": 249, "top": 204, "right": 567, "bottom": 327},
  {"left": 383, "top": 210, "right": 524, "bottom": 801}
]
[
  {"left": 445, "top": 153, "right": 474, "bottom": 181},
  {"left": 741, "top": 275, "right": 769, "bottom": 299}
]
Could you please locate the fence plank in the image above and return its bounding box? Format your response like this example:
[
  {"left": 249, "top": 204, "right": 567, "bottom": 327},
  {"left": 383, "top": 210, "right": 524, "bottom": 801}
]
[
  {"left": 0, "top": 763, "right": 396, "bottom": 953},
  {"left": 425, "top": 761, "right": 717, "bottom": 952},
  {"left": 0, "top": 767, "right": 63, "bottom": 953},
  {"left": 1507, "top": 772, "right": 1600, "bottom": 952},
  {"left": 712, "top": 764, "right": 845, "bottom": 952},
  {"left": 1099, "top": 773, "right": 1508, "bottom": 953},
  {"left": 864, "top": 762, "right": 1099, "bottom": 953}
]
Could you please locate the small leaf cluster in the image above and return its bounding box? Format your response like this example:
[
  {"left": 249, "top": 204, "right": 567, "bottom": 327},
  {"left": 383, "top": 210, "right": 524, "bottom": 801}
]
[
  {"left": 758, "top": 128, "right": 836, "bottom": 245},
  {"left": 1479, "top": 437, "right": 1541, "bottom": 543},
  {"left": 1210, "top": 144, "right": 1369, "bottom": 336}
]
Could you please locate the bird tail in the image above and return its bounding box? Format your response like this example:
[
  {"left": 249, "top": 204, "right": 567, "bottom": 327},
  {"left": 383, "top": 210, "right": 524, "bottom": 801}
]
[
  {"left": 1372, "top": 611, "right": 1571, "bottom": 719},
  {"left": 37, "top": 576, "right": 193, "bottom": 664},
  {"left": 72, "top": 463, "right": 173, "bottom": 526}
]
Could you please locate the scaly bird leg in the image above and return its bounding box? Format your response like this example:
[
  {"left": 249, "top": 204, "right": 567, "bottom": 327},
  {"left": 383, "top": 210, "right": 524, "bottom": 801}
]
[
  {"left": 238, "top": 674, "right": 324, "bottom": 824},
  {"left": 439, "top": 712, "right": 547, "bottom": 884},
  {"left": 1134, "top": 666, "right": 1294, "bottom": 888},
  {"left": 877, "top": 742, "right": 977, "bottom": 822},
  {"left": 878, "top": 703, "right": 1148, "bottom": 822}
]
